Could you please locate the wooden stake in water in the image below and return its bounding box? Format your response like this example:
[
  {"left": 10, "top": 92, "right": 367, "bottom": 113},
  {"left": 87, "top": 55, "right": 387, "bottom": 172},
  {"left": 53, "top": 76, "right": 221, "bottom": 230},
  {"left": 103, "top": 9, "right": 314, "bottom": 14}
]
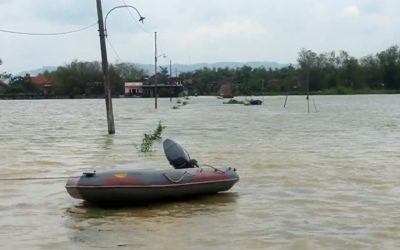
[{"left": 284, "top": 94, "right": 288, "bottom": 108}]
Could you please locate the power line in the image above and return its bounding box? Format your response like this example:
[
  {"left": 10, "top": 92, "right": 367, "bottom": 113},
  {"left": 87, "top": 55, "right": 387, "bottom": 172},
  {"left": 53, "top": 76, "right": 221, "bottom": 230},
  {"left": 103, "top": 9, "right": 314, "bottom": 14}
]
[
  {"left": 122, "top": 0, "right": 139, "bottom": 23},
  {"left": 121, "top": 0, "right": 149, "bottom": 33},
  {"left": 106, "top": 37, "right": 123, "bottom": 62},
  {"left": 0, "top": 22, "right": 98, "bottom": 36}
]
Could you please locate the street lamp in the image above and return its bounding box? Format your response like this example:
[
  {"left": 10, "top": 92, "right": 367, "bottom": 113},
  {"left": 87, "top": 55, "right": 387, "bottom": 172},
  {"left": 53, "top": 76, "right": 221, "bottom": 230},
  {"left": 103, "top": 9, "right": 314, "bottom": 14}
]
[
  {"left": 104, "top": 5, "right": 145, "bottom": 36},
  {"left": 96, "top": 3, "right": 144, "bottom": 134},
  {"left": 96, "top": 1, "right": 145, "bottom": 134}
]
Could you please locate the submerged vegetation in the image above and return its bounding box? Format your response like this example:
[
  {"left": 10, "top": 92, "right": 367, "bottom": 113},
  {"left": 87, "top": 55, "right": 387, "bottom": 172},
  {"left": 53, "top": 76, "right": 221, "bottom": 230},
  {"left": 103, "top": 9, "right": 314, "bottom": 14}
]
[
  {"left": 223, "top": 98, "right": 263, "bottom": 105},
  {"left": 140, "top": 121, "right": 166, "bottom": 153},
  {"left": 223, "top": 99, "right": 245, "bottom": 104}
]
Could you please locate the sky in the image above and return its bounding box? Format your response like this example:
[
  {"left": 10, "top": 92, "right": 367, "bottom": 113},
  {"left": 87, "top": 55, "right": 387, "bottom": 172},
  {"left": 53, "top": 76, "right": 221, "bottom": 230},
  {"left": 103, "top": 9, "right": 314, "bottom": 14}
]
[{"left": 0, "top": 0, "right": 400, "bottom": 74}]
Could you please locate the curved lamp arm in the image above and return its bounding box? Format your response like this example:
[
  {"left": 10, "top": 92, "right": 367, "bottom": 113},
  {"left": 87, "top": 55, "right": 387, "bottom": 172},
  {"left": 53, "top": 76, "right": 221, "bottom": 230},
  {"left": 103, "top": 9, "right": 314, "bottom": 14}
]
[{"left": 104, "top": 5, "right": 145, "bottom": 36}]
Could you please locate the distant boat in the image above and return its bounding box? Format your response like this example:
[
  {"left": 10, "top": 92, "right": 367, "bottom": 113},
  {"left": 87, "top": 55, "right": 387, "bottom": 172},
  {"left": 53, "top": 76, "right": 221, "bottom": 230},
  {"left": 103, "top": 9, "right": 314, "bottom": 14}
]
[{"left": 219, "top": 82, "right": 233, "bottom": 98}]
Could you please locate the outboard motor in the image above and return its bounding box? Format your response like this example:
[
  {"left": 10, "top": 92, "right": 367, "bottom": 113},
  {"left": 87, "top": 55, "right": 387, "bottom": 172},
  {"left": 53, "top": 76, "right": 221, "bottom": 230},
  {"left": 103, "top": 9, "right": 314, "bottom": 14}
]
[{"left": 163, "top": 139, "right": 198, "bottom": 169}]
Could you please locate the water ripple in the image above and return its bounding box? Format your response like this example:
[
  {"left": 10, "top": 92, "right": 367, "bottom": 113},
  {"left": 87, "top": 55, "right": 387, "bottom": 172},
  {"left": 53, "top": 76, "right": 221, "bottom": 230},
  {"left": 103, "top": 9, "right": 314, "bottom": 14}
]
[{"left": 1, "top": 96, "right": 400, "bottom": 249}]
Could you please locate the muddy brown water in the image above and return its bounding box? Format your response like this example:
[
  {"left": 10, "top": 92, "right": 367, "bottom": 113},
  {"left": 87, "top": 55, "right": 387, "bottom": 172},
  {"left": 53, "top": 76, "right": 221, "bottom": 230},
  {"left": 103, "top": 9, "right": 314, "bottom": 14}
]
[{"left": 1, "top": 95, "right": 399, "bottom": 249}]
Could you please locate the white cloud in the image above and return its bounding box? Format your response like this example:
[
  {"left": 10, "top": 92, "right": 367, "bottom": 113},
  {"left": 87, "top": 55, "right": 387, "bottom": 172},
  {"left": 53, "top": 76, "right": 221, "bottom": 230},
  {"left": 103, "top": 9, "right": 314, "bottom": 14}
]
[
  {"left": 343, "top": 5, "right": 360, "bottom": 17},
  {"left": 182, "top": 20, "right": 266, "bottom": 45},
  {"left": 2, "top": 0, "right": 400, "bottom": 73},
  {"left": 167, "top": 20, "right": 274, "bottom": 64}
]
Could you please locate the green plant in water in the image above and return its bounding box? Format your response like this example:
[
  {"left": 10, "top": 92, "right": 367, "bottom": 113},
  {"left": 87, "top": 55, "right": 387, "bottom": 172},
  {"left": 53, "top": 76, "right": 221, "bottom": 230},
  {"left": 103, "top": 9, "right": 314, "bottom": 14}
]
[{"left": 140, "top": 121, "right": 166, "bottom": 153}]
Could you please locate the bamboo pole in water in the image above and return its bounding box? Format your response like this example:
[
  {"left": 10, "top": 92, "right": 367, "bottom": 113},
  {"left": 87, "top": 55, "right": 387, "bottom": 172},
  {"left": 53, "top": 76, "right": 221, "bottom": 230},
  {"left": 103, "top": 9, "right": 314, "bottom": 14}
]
[{"left": 284, "top": 94, "right": 288, "bottom": 108}]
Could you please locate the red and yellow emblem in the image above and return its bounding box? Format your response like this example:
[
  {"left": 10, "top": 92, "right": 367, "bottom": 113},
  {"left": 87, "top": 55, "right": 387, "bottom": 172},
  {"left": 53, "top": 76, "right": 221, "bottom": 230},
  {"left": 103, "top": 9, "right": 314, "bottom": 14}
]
[{"left": 114, "top": 173, "right": 128, "bottom": 178}]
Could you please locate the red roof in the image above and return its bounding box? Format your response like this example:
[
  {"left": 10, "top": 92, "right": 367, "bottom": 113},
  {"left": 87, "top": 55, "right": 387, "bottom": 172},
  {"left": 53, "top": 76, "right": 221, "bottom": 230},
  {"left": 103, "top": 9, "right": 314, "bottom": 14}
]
[
  {"left": 31, "top": 76, "right": 52, "bottom": 85},
  {"left": 0, "top": 80, "right": 8, "bottom": 88}
]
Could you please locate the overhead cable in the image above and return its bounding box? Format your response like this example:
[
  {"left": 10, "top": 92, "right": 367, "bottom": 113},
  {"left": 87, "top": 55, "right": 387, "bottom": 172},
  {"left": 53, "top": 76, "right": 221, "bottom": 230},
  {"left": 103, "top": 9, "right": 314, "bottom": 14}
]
[
  {"left": 106, "top": 37, "right": 123, "bottom": 62},
  {"left": 0, "top": 22, "right": 98, "bottom": 36}
]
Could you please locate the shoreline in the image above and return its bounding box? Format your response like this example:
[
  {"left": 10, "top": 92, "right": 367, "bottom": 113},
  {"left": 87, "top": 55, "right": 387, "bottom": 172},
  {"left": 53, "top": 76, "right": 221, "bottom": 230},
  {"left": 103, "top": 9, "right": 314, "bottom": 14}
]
[{"left": 1, "top": 90, "right": 400, "bottom": 100}]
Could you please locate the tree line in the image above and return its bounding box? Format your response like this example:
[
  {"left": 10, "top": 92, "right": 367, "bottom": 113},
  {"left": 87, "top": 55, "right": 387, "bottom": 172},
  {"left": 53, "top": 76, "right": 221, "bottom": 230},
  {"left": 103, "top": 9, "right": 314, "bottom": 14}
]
[
  {"left": 1, "top": 45, "right": 400, "bottom": 96},
  {"left": 183, "top": 45, "right": 400, "bottom": 95},
  {"left": 0, "top": 61, "right": 145, "bottom": 96}
]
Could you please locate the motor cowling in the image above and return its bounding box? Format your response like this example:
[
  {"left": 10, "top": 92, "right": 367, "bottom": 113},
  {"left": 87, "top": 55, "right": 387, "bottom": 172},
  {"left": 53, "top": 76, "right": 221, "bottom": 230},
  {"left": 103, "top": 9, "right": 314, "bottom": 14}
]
[{"left": 163, "top": 139, "right": 198, "bottom": 169}]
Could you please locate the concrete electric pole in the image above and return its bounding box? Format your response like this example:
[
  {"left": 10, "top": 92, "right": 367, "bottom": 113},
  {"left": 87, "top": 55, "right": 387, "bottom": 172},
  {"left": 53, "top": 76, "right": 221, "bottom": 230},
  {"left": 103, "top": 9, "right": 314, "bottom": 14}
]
[{"left": 96, "top": 0, "right": 115, "bottom": 134}]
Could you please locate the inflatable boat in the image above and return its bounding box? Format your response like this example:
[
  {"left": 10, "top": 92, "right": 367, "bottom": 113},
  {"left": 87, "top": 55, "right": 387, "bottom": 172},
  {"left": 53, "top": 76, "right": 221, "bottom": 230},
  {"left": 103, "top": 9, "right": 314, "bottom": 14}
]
[{"left": 66, "top": 139, "right": 239, "bottom": 203}]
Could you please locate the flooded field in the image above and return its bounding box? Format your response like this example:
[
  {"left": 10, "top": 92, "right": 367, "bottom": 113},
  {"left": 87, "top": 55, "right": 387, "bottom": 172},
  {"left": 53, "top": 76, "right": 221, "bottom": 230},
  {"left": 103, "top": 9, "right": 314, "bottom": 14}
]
[{"left": 0, "top": 95, "right": 399, "bottom": 249}]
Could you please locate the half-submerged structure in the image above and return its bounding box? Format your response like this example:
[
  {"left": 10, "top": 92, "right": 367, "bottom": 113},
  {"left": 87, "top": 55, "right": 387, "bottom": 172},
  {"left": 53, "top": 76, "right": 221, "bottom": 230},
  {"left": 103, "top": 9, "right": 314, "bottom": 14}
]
[{"left": 219, "top": 82, "right": 234, "bottom": 98}]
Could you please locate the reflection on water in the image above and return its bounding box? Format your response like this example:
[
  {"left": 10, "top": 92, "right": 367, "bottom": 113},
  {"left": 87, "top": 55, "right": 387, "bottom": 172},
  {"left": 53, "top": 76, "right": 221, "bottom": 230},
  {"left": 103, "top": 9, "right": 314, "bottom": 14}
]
[
  {"left": 101, "top": 134, "right": 116, "bottom": 150},
  {"left": 1, "top": 96, "right": 400, "bottom": 249},
  {"left": 64, "top": 193, "right": 239, "bottom": 249},
  {"left": 67, "top": 192, "right": 239, "bottom": 218}
]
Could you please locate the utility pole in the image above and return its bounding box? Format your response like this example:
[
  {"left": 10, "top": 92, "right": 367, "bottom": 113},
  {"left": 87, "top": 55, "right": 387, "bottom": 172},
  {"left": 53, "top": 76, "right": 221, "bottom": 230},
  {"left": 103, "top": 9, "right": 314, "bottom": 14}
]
[
  {"left": 96, "top": 0, "right": 115, "bottom": 134},
  {"left": 307, "top": 69, "right": 310, "bottom": 113},
  {"left": 154, "top": 32, "right": 158, "bottom": 109},
  {"left": 169, "top": 59, "right": 172, "bottom": 102},
  {"left": 169, "top": 60, "right": 172, "bottom": 80}
]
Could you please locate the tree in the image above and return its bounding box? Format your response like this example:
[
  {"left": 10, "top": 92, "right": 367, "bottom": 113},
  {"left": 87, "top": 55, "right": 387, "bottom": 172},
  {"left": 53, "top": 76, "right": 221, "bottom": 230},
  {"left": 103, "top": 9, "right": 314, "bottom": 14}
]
[
  {"left": 193, "top": 67, "right": 220, "bottom": 95},
  {"left": 297, "top": 49, "right": 318, "bottom": 91},
  {"left": 361, "top": 55, "right": 383, "bottom": 88},
  {"left": 52, "top": 61, "right": 103, "bottom": 96},
  {"left": 341, "top": 55, "right": 364, "bottom": 89},
  {"left": 113, "top": 63, "right": 145, "bottom": 82},
  {"left": 376, "top": 45, "right": 400, "bottom": 89},
  {"left": 47, "top": 61, "right": 145, "bottom": 96},
  {"left": 4, "top": 74, "right": 39, "bottom": 94},
  {"left": 0, "top": 72, "right": 12, "bottom": 81}
]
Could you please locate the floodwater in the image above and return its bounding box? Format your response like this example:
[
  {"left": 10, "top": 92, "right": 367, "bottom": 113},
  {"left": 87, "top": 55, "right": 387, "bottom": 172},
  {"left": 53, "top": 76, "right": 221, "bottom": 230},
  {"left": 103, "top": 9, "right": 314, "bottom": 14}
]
[{"left": 0, "top": 95, "right": 399, "bottom": 249}]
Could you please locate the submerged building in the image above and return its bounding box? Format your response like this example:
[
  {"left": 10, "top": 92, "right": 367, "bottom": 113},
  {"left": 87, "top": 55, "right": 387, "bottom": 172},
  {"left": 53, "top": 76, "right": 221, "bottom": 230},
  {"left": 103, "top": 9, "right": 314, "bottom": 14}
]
[{"left": 124, "top": 74, "right": 184, "bottom": 97}]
